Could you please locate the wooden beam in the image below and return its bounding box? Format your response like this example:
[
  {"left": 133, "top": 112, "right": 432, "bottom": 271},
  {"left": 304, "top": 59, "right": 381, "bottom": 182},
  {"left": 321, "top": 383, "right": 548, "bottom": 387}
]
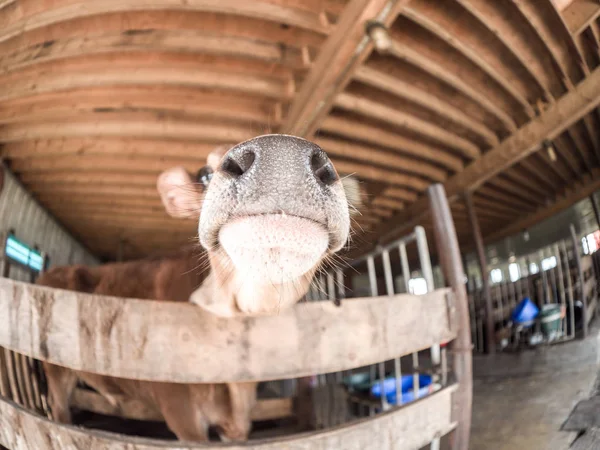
[
  {"left": 484, "top": 169, "right": 600, "bottom": 243},
  {"left": 465, "top": 192, "right": 494, "bottom": 355},
  {"left": 0, "top": 279, "right": 455, "bottom": 382},
  {"left": 571, "top": 224, "right": 589, "bottom": 337},
  {"left": 0, "top": 386, "right": 456, "bottom": 450},
  {"left": 562, "top": 0, "right": 600, "bottom": 35},
  {"left": 282, "top": 0, "right": 410, "bottom": 136}
]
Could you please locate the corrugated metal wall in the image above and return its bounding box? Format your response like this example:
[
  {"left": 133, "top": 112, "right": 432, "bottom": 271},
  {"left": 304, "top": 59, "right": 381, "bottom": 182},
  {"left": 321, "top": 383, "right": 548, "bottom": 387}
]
[{"left": 0, "top": 166, "right": 99, "bottom": 281}]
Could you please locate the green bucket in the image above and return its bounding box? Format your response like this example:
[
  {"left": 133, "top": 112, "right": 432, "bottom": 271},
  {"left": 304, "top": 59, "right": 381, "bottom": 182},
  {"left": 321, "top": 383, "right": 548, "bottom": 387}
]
[{"left": 540, "top": 304, "right": 562, "bottom": 339}]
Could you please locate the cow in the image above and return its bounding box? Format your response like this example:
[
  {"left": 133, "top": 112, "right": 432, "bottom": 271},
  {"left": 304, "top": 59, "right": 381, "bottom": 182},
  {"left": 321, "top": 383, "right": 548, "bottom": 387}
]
[{"left": 37, "top": 135, "right": 360, "bottom": 442}]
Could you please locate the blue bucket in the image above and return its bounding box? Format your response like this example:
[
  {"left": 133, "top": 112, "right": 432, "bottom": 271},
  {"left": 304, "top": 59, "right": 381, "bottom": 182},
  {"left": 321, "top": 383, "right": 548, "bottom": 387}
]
[
  {"left": 370, "top": 374, "right": 433, "bottom": 405},
  {"left": 511, "top": 297, "right": 539, "bottom": 326}
]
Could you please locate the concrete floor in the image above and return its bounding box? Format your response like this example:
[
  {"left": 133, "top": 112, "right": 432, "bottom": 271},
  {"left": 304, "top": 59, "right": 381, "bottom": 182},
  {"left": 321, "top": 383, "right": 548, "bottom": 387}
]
[{"left": 470, "top": 329, "right": 599, "bottom": 450}]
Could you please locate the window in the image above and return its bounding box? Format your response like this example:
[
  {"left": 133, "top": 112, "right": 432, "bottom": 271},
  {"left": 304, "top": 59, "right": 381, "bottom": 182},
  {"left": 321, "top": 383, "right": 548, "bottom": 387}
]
[
  {"left": 541, "top": 256, "right": 557, "bottom": 271},
  {"left": 4, "top": 234, "right": 45, "bottom": 273},
  {"left": 583, "top": 237, "right": 590, "bottom": 255},
  {"left": 585, "top": 232, "right": 599, "bottom": 255},
  {"left": 509, "top": 263, "right": 520, "bottom": 282},
  {"left": 408, "top": 277, "right": 428, "bottom": 295},
  {"left": 529, "top": 263, "right": 539, "bottom": 274},
  {"left": 490, "top": 268, "right": 503, "bottom": 284}
]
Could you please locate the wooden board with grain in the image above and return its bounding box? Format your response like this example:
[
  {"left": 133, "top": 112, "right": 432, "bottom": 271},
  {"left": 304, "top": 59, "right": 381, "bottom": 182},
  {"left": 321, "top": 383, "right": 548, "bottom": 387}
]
[
  {"left": 0, "top": 384, "right": 457, "bottom": 450},
  {"left": 0, "top": 279, "right": 455, "bottom": 383}
]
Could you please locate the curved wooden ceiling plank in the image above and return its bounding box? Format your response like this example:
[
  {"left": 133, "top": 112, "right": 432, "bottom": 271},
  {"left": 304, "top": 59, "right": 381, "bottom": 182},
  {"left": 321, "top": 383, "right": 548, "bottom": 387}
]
[
  {"left": 354, "top": 66, "right": 498, "bottom": 146},
  {"left": 320, "top": 115, "right": 464, "bottom": 172},
  {"left": 486, "top": 177, "right": 545, "bottom": 207},
  {"left": 372, "top": 196, "right": 405, "bottom": 210},
  {"left": 473, "top": 191, "right": 533, "bottom": 217},
  {"left": 511, "top": 0, "right": 585, "bottom": 88},
  {"left": 26, "top": 184, "right": 163, "bottom": 199},
  {"left": 455, "top": 0, "right": 557, "bottom": 102},
  {"left": 334, "top": 92, "right": 481, "bottom": 158},
  {"left": 565, "top": 123, "right": 597, "bottom": 170},
  {"left": 0, "top": 0, "right": 330, "bottom": 44},
  {"left": 1, "top": 29, "right": 308, "bottom": 74},
  {"left": 501, "top": 167, "right": 549, "bottom": 199},
  {"left": 10, "top": 154, "right": 213, "bottom": 174},
  {"left": 518, "top": 158, "right": 562, "bottom": 193},
  {"left": 0, "top": 114, "right": 260, "bottom": 143},
  {"left": 477, "top": 184, "right": 538, "bottom": 211},
  {"left": 408, "top": 0, "right": 541, "bottom": 114},
  {"left": 402, "top": 5, "right": 534, "bottom": 120},
  {"left": 386, "top": 35, "right": 517, "bottom": 132},
  {"left": 536, "top": 150, "right": 573, "bottom": 184},
  {"left": 1, "top": 66, "right": 291, "bottom": 103},
  {"left": 582, "top": 112, "right": 600, "bottom": 161},
  {"left": 382, "top": 187, "right": 418, "bottom": 203},
  {"left": 19, "top": 172, "right": 164, "bottom": 187},
  {"left": 0, "top": 11, "right": 325, "bottom": 58},
  {"left": 1, "top": 138, "right": 219, "bottom": 160},
  {"left": 0, "top": 87, "right": 277, "bottom": 126},
  {"left": 330, "top": 159, "right": 430, "bottom": 191},
  {"left": 33, "top": 194, "right": 164, "bottom": 209},
  {"left": 314, "top": 136, "right": 448, "bottom": 182},
  {"left": 552, "top": 133, "right": 585, "bottom": 177}
]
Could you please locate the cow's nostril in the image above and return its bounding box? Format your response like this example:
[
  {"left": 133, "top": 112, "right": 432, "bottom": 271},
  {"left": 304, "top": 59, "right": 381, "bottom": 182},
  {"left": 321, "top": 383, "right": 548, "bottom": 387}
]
[
  {"left": 221, "top": 150, "right": 255, "bottom": 178},
  {"left": 311, "top": 151, "right": 338, "bottom": 186}
]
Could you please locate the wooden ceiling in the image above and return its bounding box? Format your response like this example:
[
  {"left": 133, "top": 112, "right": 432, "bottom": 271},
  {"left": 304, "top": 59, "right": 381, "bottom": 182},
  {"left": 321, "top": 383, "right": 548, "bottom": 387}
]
[{"left": 1, "top": 0, "right": 599, "bottom": 261}]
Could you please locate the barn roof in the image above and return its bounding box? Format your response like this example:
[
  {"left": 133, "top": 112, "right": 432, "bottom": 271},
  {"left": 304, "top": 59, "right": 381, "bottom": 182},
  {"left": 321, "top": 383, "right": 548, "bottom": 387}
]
[{"left": 1, "top": 0, "right": 599, "bottom": 260}]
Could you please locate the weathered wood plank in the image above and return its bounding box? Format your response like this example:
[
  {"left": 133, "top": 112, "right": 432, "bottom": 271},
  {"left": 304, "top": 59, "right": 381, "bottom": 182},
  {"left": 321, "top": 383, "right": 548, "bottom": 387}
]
[
  {"left": 71, "top": 388, "right": 294, "bottom": 422},
  {"left": 0, "top": 279, "right": 455, "bottom": 383},
  {"left": 0, "top": 385, "right": 456, "bottom": 449}
]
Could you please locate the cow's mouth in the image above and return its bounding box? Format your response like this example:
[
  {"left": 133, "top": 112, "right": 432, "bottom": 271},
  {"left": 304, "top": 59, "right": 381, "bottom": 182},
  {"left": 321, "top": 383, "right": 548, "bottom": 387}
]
[{"left": 218, "top": 214, "right": 328, "bottom": 284}]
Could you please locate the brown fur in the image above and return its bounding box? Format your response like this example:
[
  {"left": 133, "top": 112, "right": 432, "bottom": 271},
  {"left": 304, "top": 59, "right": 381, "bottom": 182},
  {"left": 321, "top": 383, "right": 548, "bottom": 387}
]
[{"left": 37, "top": 246, "right": 257, "bottom": 442}]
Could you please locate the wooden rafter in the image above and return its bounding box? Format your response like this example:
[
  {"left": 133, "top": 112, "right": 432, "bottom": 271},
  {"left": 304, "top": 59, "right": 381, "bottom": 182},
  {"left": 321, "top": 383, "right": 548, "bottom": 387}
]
[
  {"left": 282, "top": 0, "right": 411, "bottom": 136},
  {"left": 352, "top": 66, "right": 600, "bottom": 253},
  {"left": 485, "top": 168, "right": 600, "bottom": 244}
]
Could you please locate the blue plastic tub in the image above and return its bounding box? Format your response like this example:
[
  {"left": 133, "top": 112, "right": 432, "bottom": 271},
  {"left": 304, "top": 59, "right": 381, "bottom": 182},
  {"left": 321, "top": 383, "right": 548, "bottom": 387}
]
[
  {"left": 370, "top": 374, "right": 433, "bottom": 405},
  {"left": 511, "top": 297, "right": 539, "bottom": 326}
]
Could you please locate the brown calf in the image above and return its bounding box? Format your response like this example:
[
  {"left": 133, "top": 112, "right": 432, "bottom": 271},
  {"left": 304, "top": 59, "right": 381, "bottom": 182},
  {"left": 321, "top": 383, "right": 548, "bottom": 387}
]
[{"left": 37, "top": 135, "right": 358, "bottom": 442}]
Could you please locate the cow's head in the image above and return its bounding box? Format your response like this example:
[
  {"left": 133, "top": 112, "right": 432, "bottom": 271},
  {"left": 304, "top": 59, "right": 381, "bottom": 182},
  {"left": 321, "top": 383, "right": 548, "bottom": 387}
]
[{"left": 158, "top": 134, "right": 359, "bottom": 316}]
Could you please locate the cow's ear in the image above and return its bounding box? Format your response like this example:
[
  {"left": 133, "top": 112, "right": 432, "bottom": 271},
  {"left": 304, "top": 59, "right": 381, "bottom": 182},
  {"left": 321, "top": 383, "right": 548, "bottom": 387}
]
[
  {"left": 340, "top": 175, "right": 363, "bottom": 217},
  {"left": 157, "top": 167, "right": 202, "bottom": 219}
]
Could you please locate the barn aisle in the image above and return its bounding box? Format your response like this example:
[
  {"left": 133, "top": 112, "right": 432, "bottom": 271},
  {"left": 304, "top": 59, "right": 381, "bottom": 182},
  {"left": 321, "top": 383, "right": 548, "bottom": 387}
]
[{"left": 470, "top": 327, "right": 599, "bottom": 450}]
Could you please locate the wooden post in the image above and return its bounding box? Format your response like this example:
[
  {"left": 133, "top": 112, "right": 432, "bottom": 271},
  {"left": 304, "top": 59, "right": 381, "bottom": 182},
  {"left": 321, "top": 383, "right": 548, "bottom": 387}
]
[
  {"left": 590, "top": 192, "right": 600, "bottom": 230},
  {"left": 465, "top": 192, "right": 495, "bottom": 354},
  {"left": 428, "top": 184, "right": 472, "bottom": 450},
  {"left": 570, "top": 224, "right": 588, "bottom": 338}
]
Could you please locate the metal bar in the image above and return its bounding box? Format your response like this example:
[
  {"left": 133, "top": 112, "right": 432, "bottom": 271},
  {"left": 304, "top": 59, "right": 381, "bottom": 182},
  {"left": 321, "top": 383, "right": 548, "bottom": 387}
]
[
  {"left": 428, "top": 183, "right": 472, "bottom": 450},
  {"left": 382, "top": 249, "right": 403, "bottom": 407},
  {"left": 570, "top": 224, "right": 588, "bottom": 337},
  {"left": 367, "top": 256, "right": 387, "bottom": 412},
  {"left": 465, "top": 192, "right": 495, "bottom": 354},
  {"left": 399, "top": 243, "right": 410, "bottom": 293},
  {"left": 562, "top": 240, "right": 576, "bottom": 340},
  {"left": 350, "top": 231, "right": 418, "bottom": 267}
]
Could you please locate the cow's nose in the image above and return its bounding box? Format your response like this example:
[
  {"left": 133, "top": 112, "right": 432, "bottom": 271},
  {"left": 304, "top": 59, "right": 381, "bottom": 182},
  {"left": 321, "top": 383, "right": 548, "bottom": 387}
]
[
  {"left": 220, "top": 139, "right": 338, "bottom": 186},
  {"left": 310, "top": 149, "right": 338, "bottom": 186},
  {"left": 220, "top": 148, "right": 256, "bottom": 179}
]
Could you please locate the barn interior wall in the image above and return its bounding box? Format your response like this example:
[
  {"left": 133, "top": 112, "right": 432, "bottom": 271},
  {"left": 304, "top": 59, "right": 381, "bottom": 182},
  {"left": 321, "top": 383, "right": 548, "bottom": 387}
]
[{"left": 0, "top": 166, "right": 99, "bottom": 281}]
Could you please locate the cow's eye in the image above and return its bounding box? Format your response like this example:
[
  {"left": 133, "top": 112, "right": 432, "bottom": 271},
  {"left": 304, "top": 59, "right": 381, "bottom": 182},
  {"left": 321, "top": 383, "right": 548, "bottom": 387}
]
[{"left": 197, "top": 166, "right": 213, "bottom": 189}]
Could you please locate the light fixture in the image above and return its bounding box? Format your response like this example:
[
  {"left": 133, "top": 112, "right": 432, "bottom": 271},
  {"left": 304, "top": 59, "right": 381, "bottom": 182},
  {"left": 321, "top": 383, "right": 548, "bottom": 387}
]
[
  {"left": 544, "top": 140, "right": 557, "bottom": 162},
  {"left": 366, "top": 21, "right": 392, "bottom": 53}
]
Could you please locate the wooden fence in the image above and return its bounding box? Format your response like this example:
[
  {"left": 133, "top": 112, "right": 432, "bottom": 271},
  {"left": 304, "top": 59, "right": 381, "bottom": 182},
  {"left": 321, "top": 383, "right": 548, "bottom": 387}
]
[{"left": 0, "top": 184, "right": 472, "bottom": 450}]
